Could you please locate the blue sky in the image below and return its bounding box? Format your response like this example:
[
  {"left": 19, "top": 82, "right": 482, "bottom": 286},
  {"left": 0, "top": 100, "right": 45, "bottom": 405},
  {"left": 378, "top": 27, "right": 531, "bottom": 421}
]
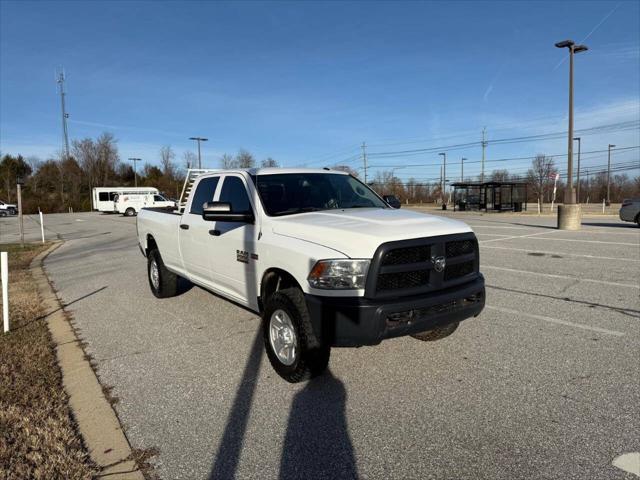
[{"left": 1, "top": 0, "right": 639, "bottom": 183}]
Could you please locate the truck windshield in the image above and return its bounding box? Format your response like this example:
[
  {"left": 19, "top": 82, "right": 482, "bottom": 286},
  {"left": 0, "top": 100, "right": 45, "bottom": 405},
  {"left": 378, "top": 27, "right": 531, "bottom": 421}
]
[{"left": 254, "top": 173, "right": 388, "bottom": 216}]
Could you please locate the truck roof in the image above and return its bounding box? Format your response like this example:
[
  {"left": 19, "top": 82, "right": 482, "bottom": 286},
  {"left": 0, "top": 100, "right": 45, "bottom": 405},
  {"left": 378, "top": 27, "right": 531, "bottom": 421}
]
[{"left": 233, "top": 168, "right": 350, "bottom": 176}]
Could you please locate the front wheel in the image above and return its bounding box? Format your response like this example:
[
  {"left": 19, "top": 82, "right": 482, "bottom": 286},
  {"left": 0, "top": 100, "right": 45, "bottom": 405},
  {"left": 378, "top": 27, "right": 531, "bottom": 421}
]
[
  {"left": 147, "top": 249, "right": 178, "bottom": 298},
  {"left": 262, "top": 288, "right": 330, "bottom": 383},
  {"left": 411, "top": 321, "right": 459, "bottom": 341},
  {"left": 125, "top": 207, "right": 136, "bottom": 217}
]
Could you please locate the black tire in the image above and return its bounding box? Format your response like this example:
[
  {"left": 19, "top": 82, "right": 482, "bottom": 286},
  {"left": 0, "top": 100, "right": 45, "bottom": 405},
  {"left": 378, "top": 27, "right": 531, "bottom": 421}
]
[
  {"left": 411, "top": 321, "right": 459, "bottom": 342},
  {"left": 147, "top": 249, "right": 178, "bottom": 298},
  {"left": 262, "top": 287, "right": 330, "bottom": 383},
  {"left": 0, "top": 211, "right": 6, "bottom": 217},
  {"left": 125, "top": 207, "right": 136, "bottom": 217}
]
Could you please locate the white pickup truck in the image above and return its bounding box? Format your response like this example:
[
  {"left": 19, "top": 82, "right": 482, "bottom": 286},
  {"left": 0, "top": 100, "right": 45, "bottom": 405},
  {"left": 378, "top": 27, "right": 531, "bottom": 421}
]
[
  {"left": 137, "top": 168, "right": 485, "bottom": 382},
  {"left": 0, "top": 200, "right": 17, "bottom": 216}
]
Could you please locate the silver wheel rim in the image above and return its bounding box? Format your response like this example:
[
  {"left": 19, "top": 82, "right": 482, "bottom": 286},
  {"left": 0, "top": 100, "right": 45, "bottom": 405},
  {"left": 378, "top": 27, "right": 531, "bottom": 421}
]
[
  {"left": 269, "top": 309, "right": 297, "bottom": 366},
  {"left": 150, "top": 259, "right": 160, "bottom": 290}
]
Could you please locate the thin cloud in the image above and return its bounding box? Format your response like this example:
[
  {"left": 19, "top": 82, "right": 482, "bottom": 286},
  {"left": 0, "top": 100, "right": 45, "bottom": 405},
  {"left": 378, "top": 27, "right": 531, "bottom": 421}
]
[{"left": 552, "top": 2, "right": 622, "bottom": 71}]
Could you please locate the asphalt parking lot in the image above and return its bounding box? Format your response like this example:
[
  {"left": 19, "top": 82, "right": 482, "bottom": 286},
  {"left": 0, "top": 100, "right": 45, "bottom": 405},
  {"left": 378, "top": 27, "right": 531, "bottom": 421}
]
[{"left": 2, "top": 210, "right": 639, "bottom": 479}]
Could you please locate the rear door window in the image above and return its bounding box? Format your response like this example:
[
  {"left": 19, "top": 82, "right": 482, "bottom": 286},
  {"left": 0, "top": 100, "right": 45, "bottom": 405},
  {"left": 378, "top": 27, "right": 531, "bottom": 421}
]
[
  {"left": 99, "top": 192, "right": 109, "bottom": 201},
  {"left": 190, "top": 177, "right": 220, "bottom": 215}
]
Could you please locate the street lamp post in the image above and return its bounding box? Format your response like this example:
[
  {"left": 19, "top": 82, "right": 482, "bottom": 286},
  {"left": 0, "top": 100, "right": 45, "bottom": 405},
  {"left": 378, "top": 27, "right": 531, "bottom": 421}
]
[
  {"left": 607, "top": 144, "right": 615, "bottom": 205},
  {"left": 189, "top": 137, "right": 208, "bottom": 169},
  {"left": 555, "top": 39, "right": 588, "bottom": 229},
  {"left": 128, "top": 157, "right": 141, "bottom": 187},
  {"left": 573, "top": 137, "right": 581, "bottom": 202},
  {"left": 439, "top": 152, "right": 446, "bottom": 208},
  {"left": 461, "top": 157, "right": 466, "bottom": 182}
]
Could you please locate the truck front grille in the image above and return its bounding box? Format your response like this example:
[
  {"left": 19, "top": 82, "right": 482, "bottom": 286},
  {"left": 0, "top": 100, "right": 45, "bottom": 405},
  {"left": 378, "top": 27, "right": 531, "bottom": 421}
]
[
  {"left": 377, "top": 269, "right": 430, "bottom": 292},
  {"left": 366, "top": 233, "right": 479, "bottom": 299}
]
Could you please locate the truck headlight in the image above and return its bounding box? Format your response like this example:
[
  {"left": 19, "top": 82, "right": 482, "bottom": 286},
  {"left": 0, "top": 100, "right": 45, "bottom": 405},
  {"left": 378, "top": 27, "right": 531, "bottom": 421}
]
[{"left": 307, "top": 259, "right": 370, "bottom": 290}]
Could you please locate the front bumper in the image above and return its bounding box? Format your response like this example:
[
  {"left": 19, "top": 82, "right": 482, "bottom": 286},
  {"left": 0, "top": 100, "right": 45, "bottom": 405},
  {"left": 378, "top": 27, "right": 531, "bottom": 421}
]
[{"left": 305, "top": 275, "right": 485, "bottom": 347}]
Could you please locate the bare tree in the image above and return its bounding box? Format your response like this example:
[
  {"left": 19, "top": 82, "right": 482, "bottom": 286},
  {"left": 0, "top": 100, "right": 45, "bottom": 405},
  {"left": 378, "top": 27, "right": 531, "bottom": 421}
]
[
  {"left": 491, "top": 169, "right": 511, "bottom": 182},
  {"left": 261, "top": 157, "right": 279, "bottom": 168},
  {"left": 526, "top": 155, "right": 556, "bottom": 211},
  {"left": 235, "top": 149, "right": 255, "bottom": 168},
  {"left": 183, "top": 151, "right": 197, "bottom": 170},
  {"left": 220, "top": 153, "right": 236, "bottom": 169},
  {"left": 160, "top": 145, "right": 176, "bottom": 178}
]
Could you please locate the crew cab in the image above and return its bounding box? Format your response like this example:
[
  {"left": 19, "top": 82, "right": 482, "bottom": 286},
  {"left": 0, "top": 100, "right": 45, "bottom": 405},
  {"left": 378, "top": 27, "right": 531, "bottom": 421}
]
[{"left": 136, "top": 168, "right": 485, "bottom": 382}]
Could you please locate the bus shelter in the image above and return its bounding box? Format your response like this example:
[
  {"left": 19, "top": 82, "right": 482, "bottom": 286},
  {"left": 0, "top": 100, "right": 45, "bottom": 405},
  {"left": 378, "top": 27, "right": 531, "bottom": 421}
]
[{"left": 451, "top": 181, "right": 528, "bottom": 212}]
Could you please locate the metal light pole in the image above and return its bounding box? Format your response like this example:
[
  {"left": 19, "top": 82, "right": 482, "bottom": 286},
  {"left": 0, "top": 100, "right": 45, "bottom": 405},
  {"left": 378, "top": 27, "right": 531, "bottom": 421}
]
[
  {"left": 555, "top": 39, "right": 588, "bottom": 229},
  {"left": 128, "top": 157, "right": 141, "bottom": 187},
  {"left": 461, "top": 157, "right": 466, "bottom": 182},
  {"left": 607, "top": 144, "right": 615, "bottom": 205},
  {"left": 439, "top": 152, "right": 447, "bottom": 207},
  {"left": 573, "top": 137, "right": 581, "bottom": 202},
  {"left": 189, "top": 137, "right": 208, "bottom": 169}
]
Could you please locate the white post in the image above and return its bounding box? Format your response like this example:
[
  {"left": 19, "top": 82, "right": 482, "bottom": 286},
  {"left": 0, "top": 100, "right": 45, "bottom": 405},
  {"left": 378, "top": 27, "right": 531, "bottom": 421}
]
[
  {"left": 550, "top": 173, "right": 559, "bottom": 213},
  {"left": 602, "top": 199, "right": 605, "bottom": 214},
  {"left": 1, "top": 252, "right": 8, "bottom": 334},
  {"left": 39, "top": 211, "right": 45, "bottom": 243}
]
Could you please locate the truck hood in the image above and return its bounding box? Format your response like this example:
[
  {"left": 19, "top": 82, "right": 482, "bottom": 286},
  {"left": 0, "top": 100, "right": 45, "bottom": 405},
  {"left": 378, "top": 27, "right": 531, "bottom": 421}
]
[{"left": 271, "top": 208, "right": 473, "bottom": 258}]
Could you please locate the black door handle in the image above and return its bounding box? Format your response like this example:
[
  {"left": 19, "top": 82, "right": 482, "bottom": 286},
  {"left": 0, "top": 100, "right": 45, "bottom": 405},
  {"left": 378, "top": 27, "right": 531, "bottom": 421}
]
[
  {"left": 180, "top": 224, "right": 189, "bottom": 230},
  {"left": 209, "top": 229, "right": 221, "bottom": 236}
]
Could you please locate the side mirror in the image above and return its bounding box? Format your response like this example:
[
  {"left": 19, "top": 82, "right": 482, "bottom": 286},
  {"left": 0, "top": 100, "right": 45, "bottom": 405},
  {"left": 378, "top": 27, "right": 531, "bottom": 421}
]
[
  {"left": 383, "top": 195, "right": 401, "bottom": 209},
  {"left": 202, "top": 202, "right": 254, "bottom": 223}
]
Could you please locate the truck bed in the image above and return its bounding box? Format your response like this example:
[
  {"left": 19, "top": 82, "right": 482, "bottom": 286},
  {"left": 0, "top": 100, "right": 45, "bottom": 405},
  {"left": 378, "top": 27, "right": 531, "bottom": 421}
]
[{"left": 141, "top": 206, "right": 182, "bottom": 216}]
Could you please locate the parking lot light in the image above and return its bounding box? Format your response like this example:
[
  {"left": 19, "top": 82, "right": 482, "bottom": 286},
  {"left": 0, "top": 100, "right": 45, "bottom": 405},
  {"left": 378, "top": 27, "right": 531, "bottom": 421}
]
[{"left": 555, "top": 39, "right": 588, "bottom": 230}]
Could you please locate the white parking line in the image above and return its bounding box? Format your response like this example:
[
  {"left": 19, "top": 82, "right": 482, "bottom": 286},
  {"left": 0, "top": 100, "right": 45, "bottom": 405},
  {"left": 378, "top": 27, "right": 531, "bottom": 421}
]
[
  {"left": 486, "top": 305, "right": 625, "bottom": 337},
  {"left": 476, "top": 233, "right": 513, "bottom": 237},
  {"left": 479, "top": 230, "right": 557, "bottom": 244},
  {"left": 482, "top": 265, "right": 640, "bottom": 289},
  {"left": 522, "top": 237, "right": 638, "bottom": 246},
  {"left": 479, "top": 245, "right": 640, "bottom": 262}
]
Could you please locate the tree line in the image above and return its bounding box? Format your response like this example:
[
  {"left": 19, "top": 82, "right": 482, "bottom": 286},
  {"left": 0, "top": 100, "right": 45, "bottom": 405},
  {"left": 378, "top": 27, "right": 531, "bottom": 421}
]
[
  {"left": 365, "top": 154, "right": 639, "bottom": 206},
  {"left": 0, "top": 133, "right": 279, "bottom": 214},
  {"left": 0, "top": 134, "right": 637, "bottom": 214}
]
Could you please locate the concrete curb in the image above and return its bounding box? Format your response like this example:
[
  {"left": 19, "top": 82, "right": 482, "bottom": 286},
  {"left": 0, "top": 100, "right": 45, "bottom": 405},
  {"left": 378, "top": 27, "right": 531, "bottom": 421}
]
[{"left": 31, "top": 241, "right": 144, "bottom": 480}]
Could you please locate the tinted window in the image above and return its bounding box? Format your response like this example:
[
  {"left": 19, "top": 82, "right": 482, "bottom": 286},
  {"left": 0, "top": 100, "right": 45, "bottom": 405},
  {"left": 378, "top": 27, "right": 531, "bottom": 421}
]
[
  {"left": 109, "top": 192, "right": 119, "bottom": 201},
  {"left": 190, "top": 177, "right": 220, "bottom": 215},
  {"left": 255, "top": 173, "right": 387, "bottom": 216},
  {"left": 99, "top": 192, "right": 109, "bottom": 201},
  {"left": 219, "top": 176, "right": 252, "bottom": 213},
  {"left": 154, "top": 195, "right": 165, "bottom": 201}
]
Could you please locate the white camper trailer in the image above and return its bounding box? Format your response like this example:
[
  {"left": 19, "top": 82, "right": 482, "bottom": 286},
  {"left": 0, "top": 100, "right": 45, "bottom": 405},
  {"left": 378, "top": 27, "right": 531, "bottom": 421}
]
[{"left": 92, "top": 187, "right": 159, "bottom": 213}]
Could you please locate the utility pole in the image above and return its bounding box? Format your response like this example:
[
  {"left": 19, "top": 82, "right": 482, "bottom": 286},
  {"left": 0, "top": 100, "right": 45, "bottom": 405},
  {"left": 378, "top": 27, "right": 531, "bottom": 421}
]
[
  {"left": 481, "top": 127, "right": 487, "bottom": 183},
  {"left": 607, "top": 144, "right": 615, "bottom": 205},
  {"left": 585, "top": 168, "right": 590, "bottom": 204},
  {"left": 573, "top": 137, "right": 581, "bottom": 202},
  {"left": 189, "top": 137, "right": 208, "bottom": 169},
  {"left": 128, "top": 158, "right": 141, "bottom": 187},
  {"left": 461, "top": 157, "right": 466, "bottom": 182},
  {"left": 56, "top": 67, "right": 70, "bottom": 160},
  {"left": 361, "top": 142, "right": 368, "bottom": 183},
  {"left": 439, "top": 152, "right": 447, "bottom": 207}
]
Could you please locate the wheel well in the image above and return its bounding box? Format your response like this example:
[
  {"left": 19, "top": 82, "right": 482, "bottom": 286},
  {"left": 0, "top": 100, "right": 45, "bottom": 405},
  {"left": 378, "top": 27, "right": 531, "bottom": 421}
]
[
  {"left": 259, "top": 268, "right": 302, "bottom": 312},
  {"left": 146, "top": 235, "right": 158, "bottom": 255}
]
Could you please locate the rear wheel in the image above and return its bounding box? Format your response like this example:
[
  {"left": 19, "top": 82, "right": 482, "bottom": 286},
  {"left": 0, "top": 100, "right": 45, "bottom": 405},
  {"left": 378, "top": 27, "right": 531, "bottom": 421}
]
[
  {"left": 411, "top": 321, "right": 459, "bottom": 341},
  {"left": 147, "top": 249, "right": 178, "bottom": 298},
  {"left": 125, "top": 207, "right": 136, "bottom": 217},
  {"left": 262, "top": 287, "right": 330, "bottom": 383}
]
